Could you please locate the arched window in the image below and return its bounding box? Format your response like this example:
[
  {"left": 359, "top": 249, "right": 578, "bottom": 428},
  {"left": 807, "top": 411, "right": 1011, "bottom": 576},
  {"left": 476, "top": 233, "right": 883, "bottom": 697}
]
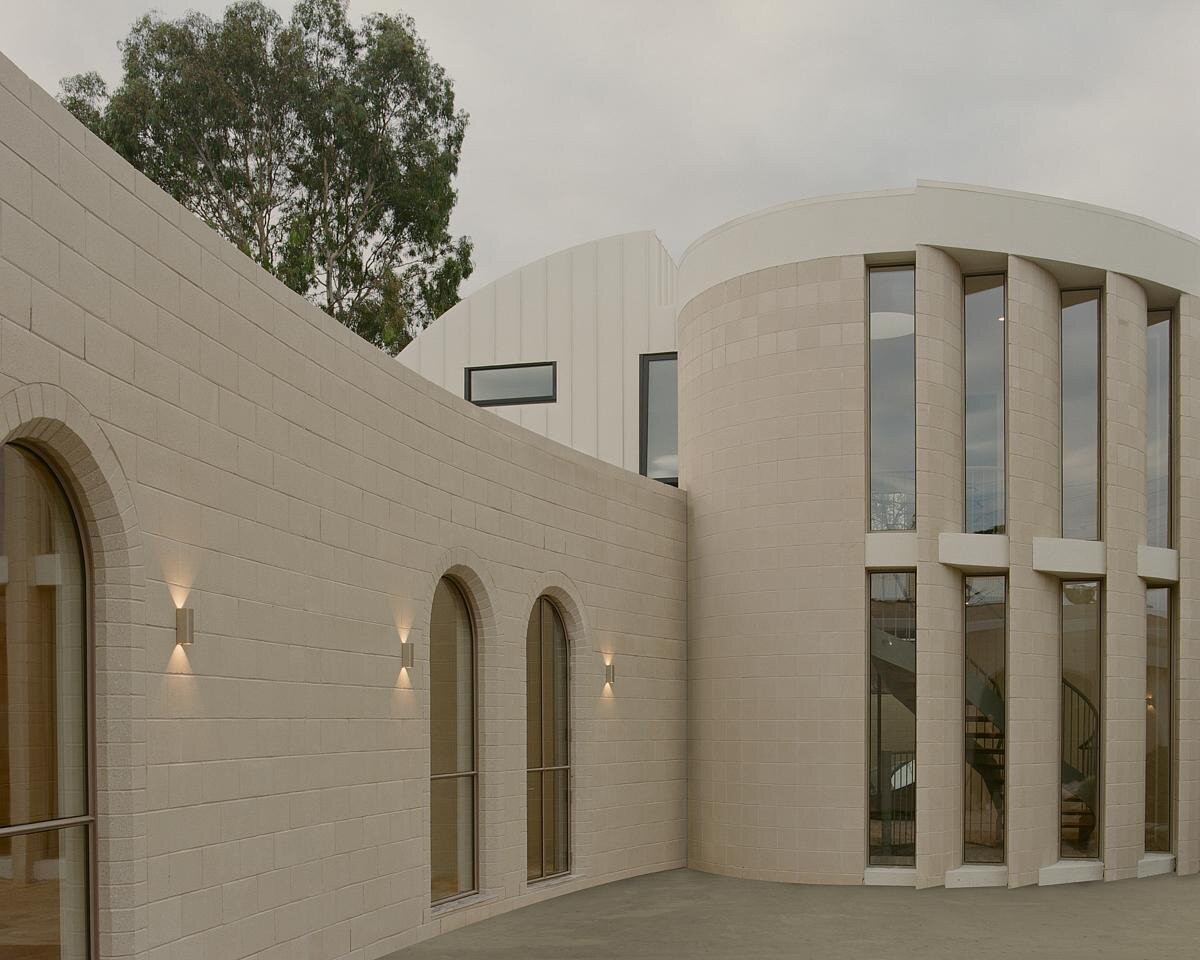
[
  {"left": 526, "top": 597, "right": 569, "bottom": 881},
  {"left": 0, "top": 443, "right": 92, "bottom": 956},
  {"left": 429, "top": 577, "right": 476, "bottom": 904}
]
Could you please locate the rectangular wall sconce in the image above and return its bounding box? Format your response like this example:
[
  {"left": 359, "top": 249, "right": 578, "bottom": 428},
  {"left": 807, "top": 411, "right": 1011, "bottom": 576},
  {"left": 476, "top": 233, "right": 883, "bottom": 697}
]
[
  {"left": 605, "top": 662, "right": 615, "bottom": 688},
  {"left": 176, "top": 608, "right": 195, "bottom": 646},
  {"left": 400, "top": 642, "right": 414, "bottom": 671}
]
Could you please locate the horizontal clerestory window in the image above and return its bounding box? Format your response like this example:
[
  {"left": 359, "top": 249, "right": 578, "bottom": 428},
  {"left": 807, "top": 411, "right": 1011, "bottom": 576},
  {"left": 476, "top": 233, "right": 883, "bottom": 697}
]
[{"left": 466, "top": 362, "right": 557, "bottom": 406}]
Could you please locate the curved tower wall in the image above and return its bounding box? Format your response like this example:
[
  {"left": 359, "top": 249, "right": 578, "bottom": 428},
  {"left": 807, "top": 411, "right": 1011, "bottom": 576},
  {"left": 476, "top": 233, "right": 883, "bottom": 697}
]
[{"left": 678, "top": 187, "right": 1200, "bottom": 888}]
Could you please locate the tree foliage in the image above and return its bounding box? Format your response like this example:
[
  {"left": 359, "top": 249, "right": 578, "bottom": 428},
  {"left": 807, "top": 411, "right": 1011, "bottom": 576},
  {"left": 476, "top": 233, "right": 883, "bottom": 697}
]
[{"left": 61, "top": 0, "right": 472, "bottom": 353}]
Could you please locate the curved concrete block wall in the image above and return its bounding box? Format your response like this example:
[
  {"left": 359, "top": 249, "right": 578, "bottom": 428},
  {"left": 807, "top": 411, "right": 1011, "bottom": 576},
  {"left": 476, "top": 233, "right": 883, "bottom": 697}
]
[
  {"left": 679, "top": 256, "right": 868, "bottom": 883},
  {"left": 677, "top": 189, "right": 1200, "bottom": 889}
]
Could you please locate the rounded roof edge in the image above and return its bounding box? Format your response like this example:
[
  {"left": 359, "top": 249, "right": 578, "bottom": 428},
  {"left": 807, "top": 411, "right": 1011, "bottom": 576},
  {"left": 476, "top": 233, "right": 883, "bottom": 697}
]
[{"left": 677, "top": 181, "right": 1200, "bottom": 308}]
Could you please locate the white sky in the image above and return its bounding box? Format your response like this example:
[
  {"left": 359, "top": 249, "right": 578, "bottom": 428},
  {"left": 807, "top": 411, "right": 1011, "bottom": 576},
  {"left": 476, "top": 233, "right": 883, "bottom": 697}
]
[{"left": 6, "top": 0, "right": 1199, "bottom": 294}]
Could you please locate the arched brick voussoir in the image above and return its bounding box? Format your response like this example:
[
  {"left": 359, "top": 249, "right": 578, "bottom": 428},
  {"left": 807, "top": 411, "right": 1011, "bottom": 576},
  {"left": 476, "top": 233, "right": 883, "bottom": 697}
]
[{"left": 0, "top": 381, "right": 149, "bottom": 960}]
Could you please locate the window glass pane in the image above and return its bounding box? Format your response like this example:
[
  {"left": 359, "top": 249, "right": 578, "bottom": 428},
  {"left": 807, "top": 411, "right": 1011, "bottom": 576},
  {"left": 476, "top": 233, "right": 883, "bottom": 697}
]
[
  {"left": 430, "top": 579, "right": 474, "bottom": 778},
  {"left": 869, "top": 267, "right": 916, "bottom": 531},
  {"left": 1147, "top": 312, "right": 1171, "bottom": 548},
  {"left": 1061, "top": 581, "right": 1101, "bottom": 859},
  {"left": 965, "top": 275, "right": 1006, "bottom": 534},
  {"left": 0, "top": 445, "right": 88, "bottom": 829},
  {"left": 468, "top": 364, "right": 555, "bottom": 404},
  {"left": 526, "top": 604, "right": 541, "bottom": 771},
  {"left": 964, "top": 576, "right": 1006, "bottom": 863},
  {"left": 1146, "top": 587, "right": 1171, "bottom": 852},
  {"left": 0, "top": 824, "right": 89, "bottom": 958},
  {"left": 542, "top": 601, "right": 568, "bottom": 768},
  {"left": 542, "top": 768, "right": 569, "bottom": 879},
  {"left": 642, "top": 355, "right": 678, "bottom": 481},
  {"left": 1061, "top": 291, "right": 1100, "bottom": 540},
  {"left": 430, "top": 775, "right": 475, "bottom": 902},
  {"left": 869, "top": 571, "right": 916, "bottom": 865},
  {"left": 526, "top": 772, "right": 542, "bottom": 881}
]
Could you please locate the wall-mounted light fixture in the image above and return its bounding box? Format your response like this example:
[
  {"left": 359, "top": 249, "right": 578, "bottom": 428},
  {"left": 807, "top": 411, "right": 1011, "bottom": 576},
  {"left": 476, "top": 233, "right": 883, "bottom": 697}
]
[
  {"left": 176, "top": 608, "right": 195, "bottom": 646},
  {"left": 605, "top": 661, "right": 615, "bottom": 689},
  {"left": 400, "top": 641, "right": 414, "bottom": 671}
]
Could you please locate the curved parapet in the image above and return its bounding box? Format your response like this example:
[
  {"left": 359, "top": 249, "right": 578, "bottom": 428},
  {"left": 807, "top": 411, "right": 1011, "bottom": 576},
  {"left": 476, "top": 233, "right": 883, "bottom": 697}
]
[
  {"left": 678, "top": 181, "right": 1200, "bottom": 310},
  {"left": 400, "top": 231, "right": 677, "bottom": 473}
]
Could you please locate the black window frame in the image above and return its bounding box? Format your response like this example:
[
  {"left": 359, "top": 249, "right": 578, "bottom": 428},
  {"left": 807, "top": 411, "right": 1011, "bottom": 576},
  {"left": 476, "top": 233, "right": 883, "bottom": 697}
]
[
  {"left": 465, "top": 361, "right": 557, "bottom": 407},
  {"left": 639, "top": 351, "right": 678, "bottom": 486}
]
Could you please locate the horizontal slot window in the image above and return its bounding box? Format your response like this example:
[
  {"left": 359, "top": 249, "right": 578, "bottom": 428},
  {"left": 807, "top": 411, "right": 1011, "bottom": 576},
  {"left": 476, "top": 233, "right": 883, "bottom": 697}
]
[{"left": 466, "top": 362, "right": 556, "bottom": 406}]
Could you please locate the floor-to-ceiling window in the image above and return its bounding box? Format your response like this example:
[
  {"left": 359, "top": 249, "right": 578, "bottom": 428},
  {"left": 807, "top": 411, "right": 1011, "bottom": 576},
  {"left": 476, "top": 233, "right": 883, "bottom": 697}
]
[
  {"left": 964, "top": 576, "right": 1006, "bottom": 863},
  {"left": 0, "top": 444, "right": 92, "bottom": 958},
  {"left": 430, "top": 577, "right": 477, "bottom": 904},
  {"left": 640, "top": 353, "right": 678, "bottom": 485},
  {"left": 1145, "top": 308, "right": 1172, "bottom": 855},
  {"left": 869, "top": 572, "right": 916, "bottom": 866},
  {"left": 1145, "top": 587, "right": 1171, "bottom": 853},
  {"left": 1061, "top": 291, "right": 1101, "bottom": 540},
  {"left": 1146, "top": 310, "right": 1171, "bottom": 549},
  {"left": 1061, "top": 581, "right": 1101, "bottom": 860},
  {"left": 964, "top": 275, "right": 1006, "bottom": 534},
  {"left": 526, "top": 597, "right": 569, "bottom": 882},
  {"left": 869, "top": 267, "right": 916, "bottom": 531}
]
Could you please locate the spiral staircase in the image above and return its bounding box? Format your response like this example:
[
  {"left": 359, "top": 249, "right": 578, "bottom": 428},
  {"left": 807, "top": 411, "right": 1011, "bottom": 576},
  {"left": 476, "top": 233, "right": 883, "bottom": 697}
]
[{"left": 871, "top": 629, "right": 1100, "bottom": 854}]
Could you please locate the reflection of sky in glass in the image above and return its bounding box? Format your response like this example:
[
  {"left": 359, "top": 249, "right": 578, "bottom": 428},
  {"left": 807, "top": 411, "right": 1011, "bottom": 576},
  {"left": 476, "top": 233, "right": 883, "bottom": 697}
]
[
  {"left": 470, "top": 363, "right": 554, "bottom": 403},
  {"left": 869, "top": 267, "right": 915, "bottom": 531},
  {"left": 644, "top": 355, "right": 678, "bottom": 480},
  {"left": 1147, "top": 313, "right": 1171, "bottom": 548},
  {"left": 965, "top": 276, "right": 1006, "bottom": 534},
  {"left": 1061, "top": 292, "right": 1100, "bottom": 540}
]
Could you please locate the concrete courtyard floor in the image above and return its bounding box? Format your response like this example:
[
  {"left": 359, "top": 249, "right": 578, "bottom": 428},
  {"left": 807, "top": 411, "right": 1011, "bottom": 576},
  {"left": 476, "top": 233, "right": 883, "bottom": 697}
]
[{"left": 391, "top": 868, "right": 1200, "bottom": 960}]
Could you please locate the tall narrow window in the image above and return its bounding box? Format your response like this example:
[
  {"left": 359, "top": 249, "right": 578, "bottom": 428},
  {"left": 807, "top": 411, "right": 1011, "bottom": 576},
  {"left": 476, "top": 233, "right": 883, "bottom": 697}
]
[
  {"left": 1145, "top": 587, "right": 1171, "bottom": 853},
  {"left": 526, "top": 597, "right": 570, "bottom": 882},
  {"left": 430, "top": 577, "right": 476, "bottom": 904},
  {"left": 0, "top": 444, "right": 91, "bottom": 957},
  {"left": 1146, "top": 311, "right": 1172, "bottom": 549},
  {"left": 869, "top": 266, "right": 916, "bottom": 531},
  {"left": 965, "top": 275, "right": 1006, "bottom": 534},
  {"left": 1061, "top": 581, "right": 1101, "bottom": 860},
  {"left": 964, "top": 576, "right": 1006, "bottom": 863},
  {"left": 869, "top": 571, "right": 916, "bottom": 865},
  {"left": 640, "top": 352, "right": 678, "bottom": 485},
  {"left": 1061, "top": 291, "right": 1101, "bottom": 540}
]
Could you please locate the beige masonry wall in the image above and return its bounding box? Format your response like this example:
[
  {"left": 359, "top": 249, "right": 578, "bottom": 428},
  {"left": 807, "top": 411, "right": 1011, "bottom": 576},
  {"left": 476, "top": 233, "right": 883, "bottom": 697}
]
[
  {"left": 1102, "top": 272, "right": 1148, "bottom": 880},
  {"left": 0, "top": 51, "right": 686, "bottom": 960},
  {"left": 679, "top": 256, "right": 867, "bottom": 884},
  {"left": 1005, "top": 255, "right": 1063, "bottom": 887},
  {"left": 914, "top": 245, "right": 965, "bottom": 888}
]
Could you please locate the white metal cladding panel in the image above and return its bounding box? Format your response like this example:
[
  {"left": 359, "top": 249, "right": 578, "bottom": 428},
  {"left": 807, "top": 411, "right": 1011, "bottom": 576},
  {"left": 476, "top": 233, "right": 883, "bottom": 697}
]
[{"left": 399, "top": 230, "right": 678, "bottom": 475}]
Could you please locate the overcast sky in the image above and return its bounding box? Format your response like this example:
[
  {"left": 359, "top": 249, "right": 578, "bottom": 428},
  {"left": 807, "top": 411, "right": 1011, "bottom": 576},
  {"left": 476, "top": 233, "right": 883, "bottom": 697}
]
[{"left": 7, "top": 0, "right": 1199, "bottom": 294}]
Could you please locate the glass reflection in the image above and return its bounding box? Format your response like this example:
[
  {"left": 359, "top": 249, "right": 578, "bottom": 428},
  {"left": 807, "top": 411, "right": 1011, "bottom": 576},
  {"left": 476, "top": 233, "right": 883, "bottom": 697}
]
[
  {"left": 964, "top": 576, "right": 1006, "bottom": 863},
  {"left": 1061, "top": 581, "right": 1101, "bottom": 860},
  {"left": 1147, "top": 312, "right": 1171, "bottom": 548},
  {"left": 869, "top": 572, "right": 916, "bottom": 866},
  {"left": 965, "top": 276, "right": 1006, "bottom": 534},
  {"left": 430, "top": 578, "right": 476, "bottom": 903},
  {"left": 468, "top": 363, "right": 555, "bottom": 405},
  {"left": 1146, "top": 587, "right": 1171, "bottom": 853},
  {"left": 0, "top": 444, "right": 91, "bottom": 958},
  {"left": 526, "top": 597, "right": 569, "bottom": 882},
  {"left": 0, "top": 825, "right": 90, "bottom": 958},
  {"left": 641, "top": 354, "right": 678, "bottom": 483},
  {"left": 869, "top": 267, "right": 916, "bottom": 531},
  {"left": 1061, "top": 291, "right": 1100, "bottom": 540}
]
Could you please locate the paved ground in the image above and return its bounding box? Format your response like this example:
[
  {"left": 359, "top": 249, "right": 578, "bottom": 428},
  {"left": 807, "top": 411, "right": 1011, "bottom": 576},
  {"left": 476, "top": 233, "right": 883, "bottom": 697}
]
[{"left": 390, "top": 868, "right": 1200, "bottom": 959}]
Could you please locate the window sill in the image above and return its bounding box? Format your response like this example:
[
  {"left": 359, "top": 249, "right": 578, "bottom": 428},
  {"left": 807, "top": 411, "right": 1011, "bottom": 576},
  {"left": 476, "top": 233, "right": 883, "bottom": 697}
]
[
  {"left": 1038, "top": 859, "right": 1102, "bottom": 886},
  {"left": 863, "top": 866, "right": 915, "bottom": 887},
  {"left": 1137, "top": 852, "right": 1174, "bottom": 878},
  {"left": 945, "top": 863, "right": 1006, "bottom": 888},
  {"left": 430, "top": 890, "right": 499, "bottom": 920},
  {"left": 527, "top": 871, "right": 579, "bottom": 892}
]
